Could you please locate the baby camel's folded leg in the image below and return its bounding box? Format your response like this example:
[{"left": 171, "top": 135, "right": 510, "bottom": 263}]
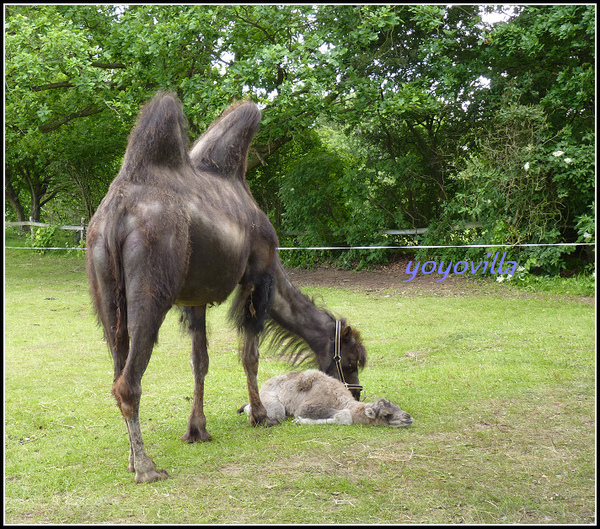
[
  {"left": 260, "top": 391, "right": 287, "bottom": 422},
  {"left": 293, "top": 417, "right": 336, "bottom": 425},
  {"left": 238, "top": 391, "right": 286, "bottom": 422},
  {"left": 293, "top": 406, "right": 352, "bottom": 425}
]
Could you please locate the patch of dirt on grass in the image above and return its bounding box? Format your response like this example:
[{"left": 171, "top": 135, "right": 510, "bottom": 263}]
[
  {"left": 285, "top": 257, "right": 594, "bottom": 302},
  {"left": 286, "top": 259, "right": 475, "bottom": 296},
  {"left": 218, "top": 463, "right": 245, "bottom": 476}
]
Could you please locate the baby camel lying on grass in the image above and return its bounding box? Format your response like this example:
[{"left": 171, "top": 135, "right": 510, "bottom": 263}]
[{"left": 238, "top": 370, "right": 413, "bottom": 427}]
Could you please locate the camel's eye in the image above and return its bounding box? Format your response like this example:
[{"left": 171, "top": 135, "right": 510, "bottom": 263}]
[{"left": 343, "top": 358, "right": 358, "bottom": 370}]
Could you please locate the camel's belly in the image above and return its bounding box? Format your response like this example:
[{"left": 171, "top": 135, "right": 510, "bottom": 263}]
[{"left": 175, "top": 216, "right": 250, "bottom": 306}]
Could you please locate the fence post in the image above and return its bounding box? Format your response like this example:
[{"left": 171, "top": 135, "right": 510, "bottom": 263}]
[
  {"left": 29, "top": 217, "right": 34, "bottom": 240},
  {"left": 80, "top": 217, "right": 86, "bottom": 244}
]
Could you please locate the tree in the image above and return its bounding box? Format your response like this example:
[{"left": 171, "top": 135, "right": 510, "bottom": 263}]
[
  {"left": 315, "top": 5, "right": 489, "bottom": 226},
  {"left": 480, "top": 5, "right": 595, "bottom": 222},
  {"left": 4, "top": 4, "right": 595, "bottom": 275},
  {"left": 419, "top": 5, "right": 595, "bottom": 274},
  {"left": 5, "top": 5, "right": 129, "bottom": 221}
]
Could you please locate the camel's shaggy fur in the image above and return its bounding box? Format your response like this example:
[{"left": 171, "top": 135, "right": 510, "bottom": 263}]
[
  {"left": 86, "top": 92, "right": 368, "bottom": 482},
  {"left": 239, "top": 370, "right": 413, "bottom": 427}
]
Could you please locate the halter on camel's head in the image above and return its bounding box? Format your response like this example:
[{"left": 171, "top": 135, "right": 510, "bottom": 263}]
[{"left": 326, "top": 320, "right": 364, "bottom": 399}]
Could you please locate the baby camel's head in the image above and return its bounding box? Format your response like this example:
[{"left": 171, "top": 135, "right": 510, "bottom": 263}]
[{"left": 364, "top": 398, "right": 413, "bottom": 427}]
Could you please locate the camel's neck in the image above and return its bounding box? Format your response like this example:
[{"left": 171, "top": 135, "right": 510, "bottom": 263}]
[
  {"left": 269, "top": 259, "right": 335, "bottom": 370},
  {"left": 347, "top": 402, "right": 372, "bottom": 425}
]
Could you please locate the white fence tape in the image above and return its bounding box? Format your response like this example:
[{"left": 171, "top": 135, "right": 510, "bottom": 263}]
[
  {"left": 278, "top": 242, "right": 595, "bottom": 250},
  {"left": 7, "top": 220, "right": 594, "bottom": 251},
  {"left": 5, "top": 247, "right": 87, "bottom": 251},
  {"left": 5, "top": 242, "right": 595, "bottom": 252}
]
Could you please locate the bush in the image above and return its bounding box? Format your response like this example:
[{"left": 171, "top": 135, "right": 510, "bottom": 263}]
[
  {"left": 31, "top": 226, "right": 58, "bottom": 254},
  {"left": 420, "top": 103, "right": 594, "bottom": 276}
]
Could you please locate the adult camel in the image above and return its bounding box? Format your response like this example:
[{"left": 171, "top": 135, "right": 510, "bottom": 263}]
[{"left": 86, "top": 92, "right": 367, "bottom": 482}]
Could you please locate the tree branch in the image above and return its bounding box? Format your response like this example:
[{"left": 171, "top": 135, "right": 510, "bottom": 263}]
[
  {"left": 39, "top": 103, "right": 105, "bottom": 133},
  {"left": 233, "top": 6, "right": 279, "bottom": 44},
  {"left": 32, "top": 61, "right": 126, "bottom": 92},
  {"left": 90, "top": 61, "right": 126, "bottom": 69},
  {"left": 32, "top": 81, "right": 74, "bottom": 92},
  {"left": 246, "top": 89, "right": 342, "bottom": 169},
  {"left": 247, "top": 136, "right": 292, "bottom": 171}
]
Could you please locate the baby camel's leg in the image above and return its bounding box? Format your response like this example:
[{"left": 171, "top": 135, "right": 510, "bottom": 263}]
[
  {"left": 237, "top": 396, "right": 285, "bottom": 422},
  {"left": 260, "top": 390, "right": 287, "bottom": 422},
  {"left": 294, "top": 409, "right": 353, "bottom": 425},
  {"left": 293, "top": 417, "right": 336, "bottom": 425}
]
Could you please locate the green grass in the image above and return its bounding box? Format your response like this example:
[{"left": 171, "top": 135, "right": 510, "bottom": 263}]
[{"left": 4, "top": 250, "right": 595, "bottom": 523}]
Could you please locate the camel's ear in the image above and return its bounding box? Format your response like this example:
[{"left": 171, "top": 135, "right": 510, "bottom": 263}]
[
  {"left": 341, "top": 325, "right": 353, "bottom": 342},
  {"left": 366, "top": 399, "right": 388, "bottom": 419},
  {"left": 365, "top": 403, "right": 377, "bottom": 419}
]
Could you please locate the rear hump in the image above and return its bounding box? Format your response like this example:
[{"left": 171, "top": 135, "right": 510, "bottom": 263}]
[{"left": 190, "top": 100, "right": 261, "bottom": 180}]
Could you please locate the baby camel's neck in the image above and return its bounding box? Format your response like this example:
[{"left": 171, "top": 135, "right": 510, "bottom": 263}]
[{"left": 347, "top": 401, "right": 373, "bottom": 425}]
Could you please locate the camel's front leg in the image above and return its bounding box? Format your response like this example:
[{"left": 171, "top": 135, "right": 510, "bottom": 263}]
[
  {"left": 241, "top": 332, "right": 279, "bottom": 427},
  {"left": 181, "top": 306, "right": 212, "bottom": 442}
]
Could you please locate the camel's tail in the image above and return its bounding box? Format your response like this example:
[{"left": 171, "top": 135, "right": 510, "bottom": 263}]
[
  {"left": 86, "top": 221, "right": 130, "bottom": 361},
  {"left": 189, "top": 100, "right": 261, "bottom": 180},
  {"left": 121, "top": 91, "right": 191, "bottom": 180}
]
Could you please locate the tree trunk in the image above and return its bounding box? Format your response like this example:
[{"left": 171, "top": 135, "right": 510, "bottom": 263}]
[{"left": 5, "top": 170, "right": 27, "bottom": 223}]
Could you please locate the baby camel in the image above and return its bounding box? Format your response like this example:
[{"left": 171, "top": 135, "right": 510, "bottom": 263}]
[{"left": 238, "top": 370, "right": 413, "bottom": 427}]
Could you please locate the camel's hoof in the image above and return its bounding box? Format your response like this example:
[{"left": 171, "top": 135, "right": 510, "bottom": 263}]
[
  {"left": 135, "top": 468, "right": 169, "bottom": 483},
  {"left": 250, "top": 416, "right": 280, "bottom": 427},
  {"left": 181, "top": 429, "right": 212, "bottom": 443}
]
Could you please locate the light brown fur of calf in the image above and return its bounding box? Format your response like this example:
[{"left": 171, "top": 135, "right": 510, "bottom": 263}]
[{"left": 239, "top": 370, "right": 413, "bottom": 427}]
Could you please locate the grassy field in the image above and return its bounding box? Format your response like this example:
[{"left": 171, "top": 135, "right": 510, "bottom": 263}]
[{"left": 4, "top": 250, "right": 596, "bottom": 524}]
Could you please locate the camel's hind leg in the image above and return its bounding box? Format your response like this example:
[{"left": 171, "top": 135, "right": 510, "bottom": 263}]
[
  {"left": 111, "top": 230, "right": 186, "bottom": 483},
  {"left": 113, "top": 303, "right": 171, "bottom": 483},
  {"left": 87, "top": 241, "right": 136, "bottom": 470},
  {"left": 181, "top": 306, "right": 212, "bottom": 442},
  {"left": 87, "top": 240, "right": 130, "bottom": 381}
]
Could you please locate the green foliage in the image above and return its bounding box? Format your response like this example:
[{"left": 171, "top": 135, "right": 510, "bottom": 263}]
[
  {"left": 251, "top": 128, "right": 402, "bottom": 269},
  {"left": 5, "top": 5, "right": 129, "bottom": 224},
  {"left": 279, "top": 137, "right": 349, "bottom": 245},
  {"left": 483, "top": 5, "right": 594, "bottom": 139},
  {"left": 420, "top": 94, "right": 595, "bottom": 276},
  {"left": 30, "top": 226, "right": 58, "bottom": 254},
  {"left": 25, "top": 225, "right": 86, "bottom": 256},
  {"left": 550, "top": 134, "right": 596, "bottom": 219},
  {"left": 4, "top": 4, "right": 595, "bottom": 274},
  {"left": 574, "top": 202, "right": 595, "bottom": 243}
]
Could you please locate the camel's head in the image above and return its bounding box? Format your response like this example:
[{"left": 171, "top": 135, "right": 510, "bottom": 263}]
[{"left": 364, "top": 398, "right": 413, "bottom": 427}]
